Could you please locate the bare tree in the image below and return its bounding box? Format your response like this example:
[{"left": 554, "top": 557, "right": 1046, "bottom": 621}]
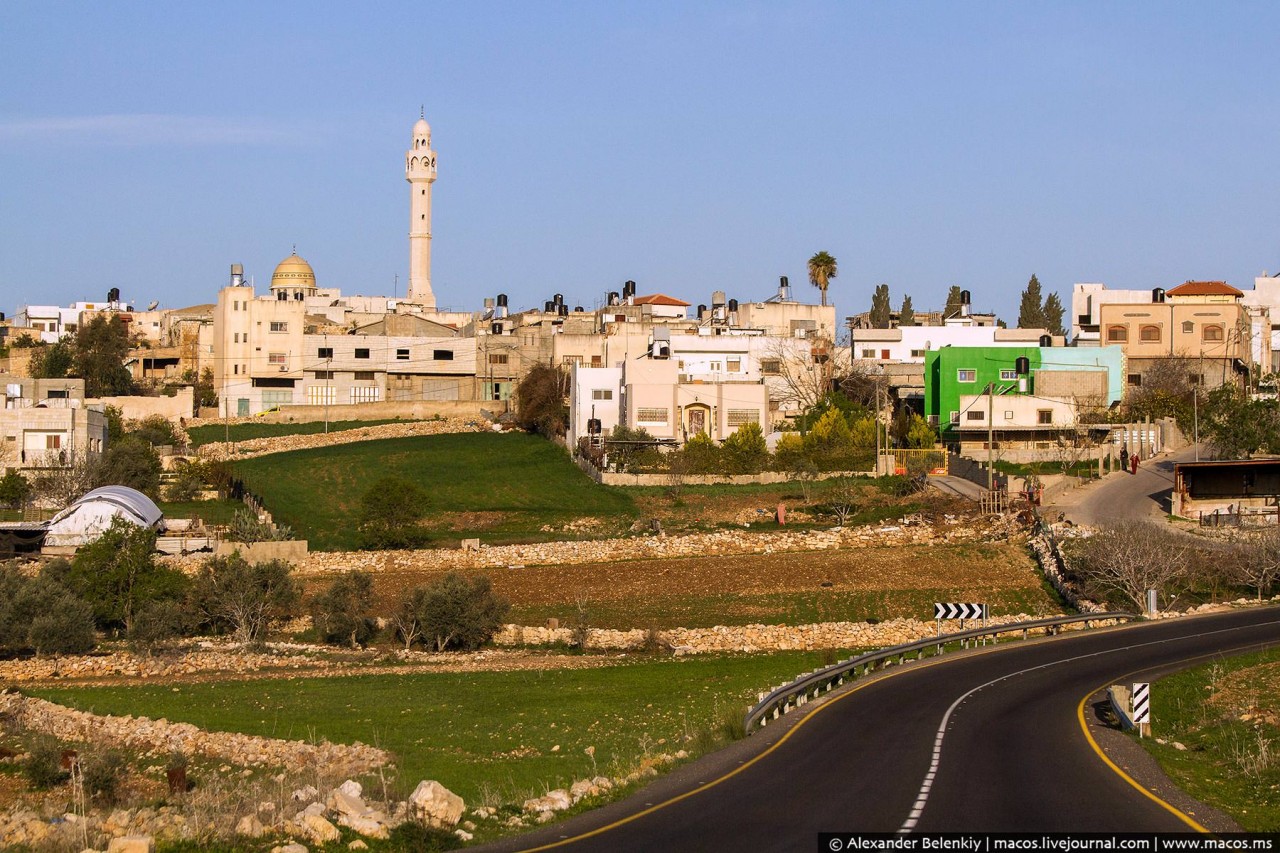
[
  {"left": 26, "top": 452, "right": 97, "bottom": 508},
  {"left": 1231, "top": 528, "right": 1280, "bottom": 600},
  {"left": 1069, "top": 521, "right": 1193, "bottom": 611},
  {"left": 825, "top": 476, "right": 861, "bottom": 525},
  {"left": 1055, "top": 394, "right": 1106, "bottom": 476},
  {"left": 761, "top": 336, "right": 851, "bottom": 416}
]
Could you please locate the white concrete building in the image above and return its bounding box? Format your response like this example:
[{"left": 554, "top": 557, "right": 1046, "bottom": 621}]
[{"left": 851, "top": 322, "right": 1059, "bottom": 365}]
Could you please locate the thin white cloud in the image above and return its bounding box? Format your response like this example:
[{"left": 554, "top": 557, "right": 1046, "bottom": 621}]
[{"left": 0, "top": 114, "right": 296, "bottom": 145}]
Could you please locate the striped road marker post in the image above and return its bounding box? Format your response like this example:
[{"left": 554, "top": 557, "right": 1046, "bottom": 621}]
[{"left": 1132, "top": 682, "right": 1151, "bottom": 737}]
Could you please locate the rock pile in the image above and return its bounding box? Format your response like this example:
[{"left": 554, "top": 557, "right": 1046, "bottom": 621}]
[{"left": 0, "top": 693, "right": 389, "bottom": 776}]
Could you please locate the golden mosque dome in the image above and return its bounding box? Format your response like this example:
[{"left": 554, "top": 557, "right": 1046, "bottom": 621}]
[{"left": 270, "top": 251, "right": 316, "bottom": 290}]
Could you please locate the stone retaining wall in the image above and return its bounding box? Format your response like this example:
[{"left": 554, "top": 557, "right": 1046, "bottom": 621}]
[
  {"left": 0, "top": 692, "right": 389, "bottom": 776},
  {"left": 162, "top": 515, "right": 1015, "bottom": 577},
  {"left": 194, "top": 416, "right": 490, "bottom": 461}
]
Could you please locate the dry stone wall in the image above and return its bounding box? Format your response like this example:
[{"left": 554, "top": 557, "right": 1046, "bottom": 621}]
[{"left": 194, "top": 416, "right": 489, "bottom": 461}]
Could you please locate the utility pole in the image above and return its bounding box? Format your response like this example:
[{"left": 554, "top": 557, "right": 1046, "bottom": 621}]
[
  {"left": 987, "top": 382, "right": 995, "bottom": 491},
  {"left": 875, "top": 385, "right": 882, "bottom": 476}
]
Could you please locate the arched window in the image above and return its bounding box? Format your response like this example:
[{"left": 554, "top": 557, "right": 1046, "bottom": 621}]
[
  {"left": 1139, "top": 325, "right": 1161, "bottom": 342},
  {"left": 1181, "top": 320, "right": 1194, "bottom": 334},
  {"left": 1106, "top": 325, "right": 1128, "bottom": 342},
  {"left": 1202, "top": 324, "right": 1224, "bottom": 342}
]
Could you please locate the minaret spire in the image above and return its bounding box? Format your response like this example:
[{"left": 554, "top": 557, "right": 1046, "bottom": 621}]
[{"left": 405, "top": 111, "right": 438, "bottom": 308}]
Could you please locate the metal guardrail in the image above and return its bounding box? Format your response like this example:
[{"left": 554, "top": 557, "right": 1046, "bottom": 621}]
[{"left": 743, "top": 612, "right": 1138, "bottom": 734}]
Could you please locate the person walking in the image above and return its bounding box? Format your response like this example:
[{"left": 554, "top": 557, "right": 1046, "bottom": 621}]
[
  {"left": 1120, "top": 446, "right": 1129, "bottom": 473},
  {"left": 1130, "top": 452, "right": 1140, "bottom": 475}
]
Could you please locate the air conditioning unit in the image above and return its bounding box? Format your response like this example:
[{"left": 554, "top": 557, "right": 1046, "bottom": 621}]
[{"left": 278, "top": 365, "right": 288, "bottom": 372}]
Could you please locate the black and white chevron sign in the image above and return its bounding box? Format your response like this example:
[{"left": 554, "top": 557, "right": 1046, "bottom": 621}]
[
  {"left": 1132, "top": 682, "right": 1151, "bottom": 725},
  {"left": 933, "top": 602, "right": 987, "bottom": 620}
]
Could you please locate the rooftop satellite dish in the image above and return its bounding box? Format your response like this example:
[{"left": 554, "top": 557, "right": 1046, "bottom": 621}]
[{"left": 147, "top": 301, "right": 159, "bottom": 311}]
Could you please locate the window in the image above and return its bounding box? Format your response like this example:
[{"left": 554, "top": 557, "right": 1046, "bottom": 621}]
[
  {"left": 1106, "top": 325, "right": 1128, "bottom": 342},
  {"left": 233, "top": 332, "right": 240, "bottom": 343},
  {"left": 262, "top": 390, "right": 293, "bottom": 407},
  {"left": 761, "top": 359, "right": 782, "bottom": 375},
  {"left": 353, "top": 371, "right": 376, "bottom": 381},
  {"left": 966, "top": 411, "right": 984, "bottom": 421},
  {"left": 483, "top": 381, "right": 511, "bottom": 401},
  {"left": 233, "top": 364, "right": 239, "bottom": 375},
  {"left": 881, "top": 349, "right": 891, "bottom": 360},
  {"left": 563, "top": 355, "right": 583, "bottom": 365},
  {"left": 489, "top": 353, "right": 508, "bottom": 365},
  {"left": 1128, "top": 374, "right": 1142, "bottom": 387},
  {"left": 591, "top": 355, "right": 602, "bottom": 367},
  {"left": 312, "top": 370, "right": 334, "bottom": 380},
  {"left": 355, "top": 348, "right": 370, "bottom": 359},
  {"left": 47, "top": 389, "right": 68, "bottom": 399},
  {"left": 957, "top": 369, "right": 976, "bottom": 382},
  {"left": 709, "top": 361, "right": 722, "bottom": 372},
  {"left": 1037, "top": 409, "right": 1053, "bottom": 425},
  {"left": 396, "top": 348, "right": 410, "bottom": 360},
  {"left": 1139, "top": 325, "right": 1161, "bottom": 342},
  {"left": 1004, "top": 410, "right": 1014, "bottom": 421},
  {"left": 949, "top": 411, "right": 959, "bottom": 424},
  {"left": 1182, "top": 321, "right": 1195, "bottom": 334},
  {"left": 350, "top": 386, "right": 380, "bottom": 404},
  {"left": 727, "top": 358, "right": 741, "bottom": 372},
  {"left": 45, "top": 434, "right": 62, "bottom": 449},
  {"left": 433, "top": 349, "right": 454, "bottom": 361},
  {"left": 592, "top": 389, "right": 613, "bottom": 400},
  {"left": 910, "top": 349, "right": 925, "bottom": 358},
  {"left": 390, "top": 375, "right": 413, "bottom": 391},
  {"left": 269, "top": 321, "right": 287, "bottom": 332},
  {"left": 1202, "top": 325, "right": 1224, "bottom": 342},
  {"left": 999, "top": 369, "right": 1017, "bottom": 380},
  {"left": 861, "top": 349, "right": 876, "bottom": 359},
  {"left": 318, "top": 347, "right": 333, "bottom": 359},
  {"left": 927, "top": 415, "right": 939, "bottom": 426},
  {"left": 727, "top": 409, "right": 760, "bottom": 426},
  {"left": 637, "top": 407, "right": 669, "bottom": 424},
  {"left": 307, "top": 386, "right": 335, "bottom": 406},
  {"left": 268, "top": 352, "right": 287, "bottom": 365}
]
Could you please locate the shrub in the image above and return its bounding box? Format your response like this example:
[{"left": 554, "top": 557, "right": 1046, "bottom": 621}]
[
  {"left": 68, "top": 517, "right": 187, "bottom": 634},
  {"left": 405, "top": 572, "right": 509, "bottom": 652},
  {"left": 82, "top": 749, "right": 128, "bottom": 805},
  {"left": 127, "top": 414, "right": 183, "bottom": 448},
  {"left": 605, "top": 425, "right": 661, "bottom": 472},
  {"left": 226, "top": 508, "right": 292, "bottom": 543},
  {"left": 359, "top": 476, "right": 429, "bottom": 550},
  {"left": 0, "top": 470, "right": 31, "bottom": 509},
  {"left": 680, "top": 432, "right": 723, "bottom": 475},
  {"left": 128, "top": 599, "right": 191, "bottom": 654},
  {"left": 0, "top": 565, "right": 96, "bottom": 656},
  {"left": 164, "top": 460, "right": 208, "bottom": 502},
  {"left": 22, "top": 737, "right": 67, "bottom": 789},
  {"left": 190, "top": 554, "right": 299, "bottom": 643},
  {"left": 721, "top": 422, "right": 768, "bottom": 474},
  {"left": 514, "top": 363, "right": 569, "bottom": 437},
  {"left": 311, "top": 571, "right": 376, "bottom": 647},
  {"left": 92, "top": 435, "right": 163, "bottom": 497}
]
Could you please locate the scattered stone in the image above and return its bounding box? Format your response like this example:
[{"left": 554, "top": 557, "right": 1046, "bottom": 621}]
[
  {"left": 408, "top": 780, "right": 465, "bottom": 828},
  {"left": 337, "top": 779, "right": 363, "bottom": 799},
  {"left": 235, "top": 815, "right": 265, "bottom": 838},
  {"left": 456, "top": 829, "right": 474, "bottom": 841},
  {"left": 292, "top": 786, "right": 319, "bottom": 803},
  {"left": 300, "top": 813, "right": 341, "bottom": 844},
  {"left": 106, "top": 838, "right": 154, "bottom": 853},
  {"left": 348, "top": 841, "right": 368, "bottom": 850},
  {"left": 271, "top": 844, "right": 308, "bottom": 853}
]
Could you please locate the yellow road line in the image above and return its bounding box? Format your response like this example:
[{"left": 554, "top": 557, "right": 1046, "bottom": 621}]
[{"left": 1076, "top": 677, "right": 1208, "bottom": 832}]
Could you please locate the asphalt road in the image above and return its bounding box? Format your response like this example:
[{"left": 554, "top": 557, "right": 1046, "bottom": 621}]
[
  {"left": 1052, "top": 445, "right": 1200, "bottom": 526},
  {"left": 480, "top": 607, "right": 1280, "bottom": 853}
]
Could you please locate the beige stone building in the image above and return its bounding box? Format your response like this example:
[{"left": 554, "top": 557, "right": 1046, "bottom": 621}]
[
  {"left": 1097, "top": 281, "right": 1253, "bottom": 389},
  {"left": 0, "top": 378, "right": 108, "bottom": 475}
]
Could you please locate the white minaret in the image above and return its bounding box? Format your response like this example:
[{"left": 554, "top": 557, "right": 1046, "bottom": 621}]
[{"left": 405, "top": 110, "right": 438, "bottom": 308}]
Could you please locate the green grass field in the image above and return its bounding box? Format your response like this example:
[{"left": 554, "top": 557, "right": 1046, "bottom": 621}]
[
  {"left": 233, "top": 432, "right": 638, "bottom": 550},
  {"left": 1137, "top": 646, "right": 1280, "bottom": 831},
  {"left": 155, "top": 499, "right": 243, "bottom": 526},
  {"left": 186, "top": 418, "right": 416, "bottom": 447},
  {"left": 31, "top": 651, "right": 837, "bottom": 809}
]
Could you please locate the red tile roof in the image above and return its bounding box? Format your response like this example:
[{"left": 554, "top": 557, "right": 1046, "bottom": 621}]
[
  {"left": 1166, "top": 281, "right": 1243, "bottom": 297},
  {"left": 633, "top": 293, "right": 691, "bottom": 307}
]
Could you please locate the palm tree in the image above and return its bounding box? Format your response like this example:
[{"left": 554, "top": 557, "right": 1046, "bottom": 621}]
[{"left": 807, "top": 251, "right": 837, "bottom": 307}]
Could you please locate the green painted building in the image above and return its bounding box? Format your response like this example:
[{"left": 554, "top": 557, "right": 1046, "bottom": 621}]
[{"left": 925, "top": 346, "right": 1041, "bottom": 441}]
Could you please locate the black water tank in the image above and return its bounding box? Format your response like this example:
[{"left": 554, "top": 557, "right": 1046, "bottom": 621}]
[
  {"left": 490, "top": 322, "right": 502, "bottom": 335},
  {"left": 608, "top": 291, "right": 620, "bottom": 306},
  {"left": 574, "top": 306, "right": 583, "bottom": 313},
  {"left": 780, "top": 275, "right": 789, "bottom": 288},
  {"left": 544, "top": 300, "right": 555, "bottom": 312},
  {"left": 624, "top": 280, "right": 636, "bottom": 297},
  {"left": 1039, "top": 334, "right": 1053, "bottom": 347},
  {"left": 107, "top": 287, "right": 121, "bottom": 303},
  {"left": 588, "top": 418, "right": 602, "bottom": 435},
  {"left": 559, "top": 304, "right": 569, "bottom": 317},
  {"left": 1152, "top": 287, "right": 1166, "bottom": 303},
  {"left": 960, "top": 289, "right": 971, "bottom": 305},
  {"left": 697, "top": 304, "right": 707, "bottom": 318},
  {"left": 496, "top": 293, "right": 508, "bottom": 307},
  {"left": 553, "top": 293, "right": 564, "bottom": 306},
  {"left": 728, "top": 298, "right": 739, "bottom": 312},
  {"left": 1015, "top": 356, "right": 1030, "bottom": 375}
]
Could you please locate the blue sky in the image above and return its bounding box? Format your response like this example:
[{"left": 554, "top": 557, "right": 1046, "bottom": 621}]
[{"left": 3, "top": 2, "right": 1279, "bottom": 323}]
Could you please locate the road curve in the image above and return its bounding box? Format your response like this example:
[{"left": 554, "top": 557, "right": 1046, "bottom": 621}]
[
  {"left": 1050, "top": 445, "right": 1200, "bottom": 526},
  {"left": 479, "top": 607, "right": 1280, "bottom": 853}
]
